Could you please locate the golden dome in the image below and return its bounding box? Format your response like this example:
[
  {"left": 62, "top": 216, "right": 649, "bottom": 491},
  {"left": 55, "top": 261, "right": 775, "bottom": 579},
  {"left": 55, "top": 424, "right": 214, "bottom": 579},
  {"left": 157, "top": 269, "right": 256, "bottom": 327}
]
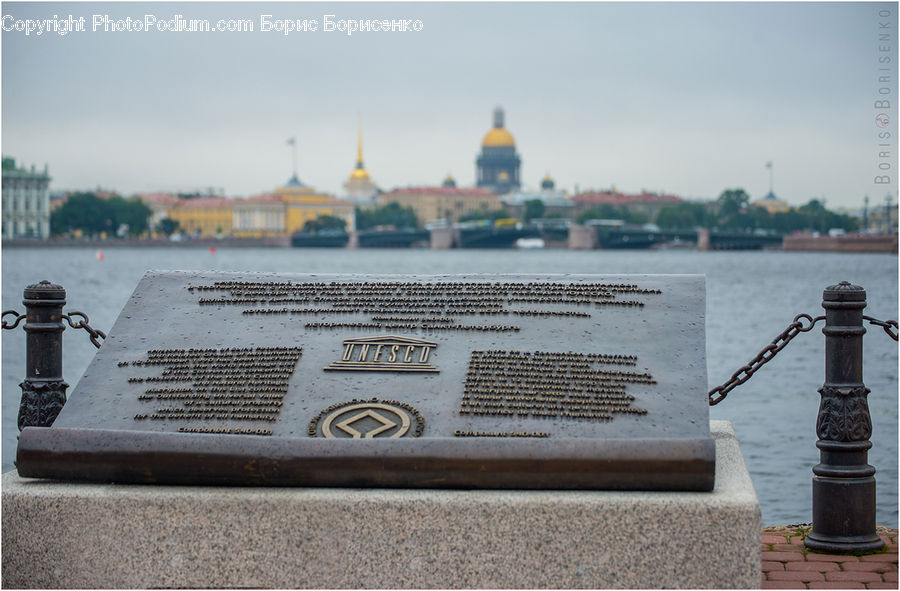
[
  {"left": 482, "top": 127, "right": 516, "bottom": 148},
  {"left": 349, "top": 166, "right": 370, "bottom": 181}
]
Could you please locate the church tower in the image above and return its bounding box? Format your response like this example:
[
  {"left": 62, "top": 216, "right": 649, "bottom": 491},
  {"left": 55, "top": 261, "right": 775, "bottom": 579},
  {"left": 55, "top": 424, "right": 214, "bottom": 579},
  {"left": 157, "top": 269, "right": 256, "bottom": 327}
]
[{"left": 476, "top": 107, "right": 521, "bottom": 194}]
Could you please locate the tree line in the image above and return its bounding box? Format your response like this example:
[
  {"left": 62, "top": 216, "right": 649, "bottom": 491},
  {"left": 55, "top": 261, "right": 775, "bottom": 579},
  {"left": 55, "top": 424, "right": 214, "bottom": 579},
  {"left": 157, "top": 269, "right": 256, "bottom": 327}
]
[
  {"left": 50, "top": 192, "right": 152, "bottom": 237},
  {"left": 653, "top": 189, "right": 859, "bottom": 234},
  {"left": 49, "top": 189, "right": 860, "bottom": 238}
]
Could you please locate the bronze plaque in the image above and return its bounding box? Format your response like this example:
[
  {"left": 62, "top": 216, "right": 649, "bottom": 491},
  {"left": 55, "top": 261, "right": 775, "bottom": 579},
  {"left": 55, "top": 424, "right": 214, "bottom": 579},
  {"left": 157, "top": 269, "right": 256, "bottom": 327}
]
[{"left": 16, "top": 271, "right": 715, "bottom": 490}]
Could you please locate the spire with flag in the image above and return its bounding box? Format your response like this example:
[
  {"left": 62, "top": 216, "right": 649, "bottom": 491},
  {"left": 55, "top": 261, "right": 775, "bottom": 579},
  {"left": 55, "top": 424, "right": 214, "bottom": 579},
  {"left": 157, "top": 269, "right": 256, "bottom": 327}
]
[
  {"left": 356, "top": 115, "right": 365, "bottom": 170},
  {"left": 286, "top": 136, "right": 299, "bottom": 184}
]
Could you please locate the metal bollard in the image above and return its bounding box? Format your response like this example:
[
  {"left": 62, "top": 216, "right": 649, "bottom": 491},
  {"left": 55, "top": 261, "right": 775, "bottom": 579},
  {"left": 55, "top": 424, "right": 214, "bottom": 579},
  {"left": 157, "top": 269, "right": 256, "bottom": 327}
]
[
  {"left": 805, "top": 281, "right": 884, "bottom": 553},
  {"left": 17, "top": 280, "right": 69, "bottom": 430}
]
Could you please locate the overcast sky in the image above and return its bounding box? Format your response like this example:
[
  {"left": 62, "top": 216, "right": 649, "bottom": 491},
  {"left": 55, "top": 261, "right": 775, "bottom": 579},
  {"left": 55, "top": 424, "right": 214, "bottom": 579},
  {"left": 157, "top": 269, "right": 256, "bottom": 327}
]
[{"left": 2, "top": 2, "right": 897, "bottom": 208}]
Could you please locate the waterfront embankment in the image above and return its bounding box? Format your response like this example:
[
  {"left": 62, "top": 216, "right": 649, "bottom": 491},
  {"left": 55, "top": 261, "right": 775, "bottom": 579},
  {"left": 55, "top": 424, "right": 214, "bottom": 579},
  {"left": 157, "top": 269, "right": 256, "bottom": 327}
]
[
  {"left": 2, "top": 236, "right": 290, "bottom": 248},
  {"left": 783, "top": 233, "right": 898, "bottom": 253},
  {"left": 2, "top": 247, "right": 896, "bottom": 527},
  {"left": 762, "top": 526, "right": 898, "bottom": 589}
]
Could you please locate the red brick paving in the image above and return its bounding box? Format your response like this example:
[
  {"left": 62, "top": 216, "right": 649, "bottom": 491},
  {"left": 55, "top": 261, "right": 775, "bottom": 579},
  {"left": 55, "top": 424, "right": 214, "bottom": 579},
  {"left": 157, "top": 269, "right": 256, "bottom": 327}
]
[{"left": 762, "top": 526, "right": 898, "bottom": 589}]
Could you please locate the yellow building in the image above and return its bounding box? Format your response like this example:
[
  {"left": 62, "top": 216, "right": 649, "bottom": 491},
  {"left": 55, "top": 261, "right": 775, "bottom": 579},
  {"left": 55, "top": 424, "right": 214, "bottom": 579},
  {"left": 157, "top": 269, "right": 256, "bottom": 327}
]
[
  {"left": 227, "top": 176, "right": 356, "bottom": 237},
  {"left": 274, "top": 178, "right": 356, "bottom": 233},
  {"left": 380, "top": 186, "right": 500, "bottom": 225},
  {"left": 753, "top": 191, "right": 790, "bottom": 215},
  {"left": 167, "top": 197, "right": 233, "bottom": 237}
]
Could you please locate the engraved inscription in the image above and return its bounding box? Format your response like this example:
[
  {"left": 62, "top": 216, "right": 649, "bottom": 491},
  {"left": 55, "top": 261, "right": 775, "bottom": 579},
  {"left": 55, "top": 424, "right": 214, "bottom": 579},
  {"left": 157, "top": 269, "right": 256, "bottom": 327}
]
[
  {"left": 453, "top": 430, "right": 551, "bottom": 438},
  {"left": 324, "top": 335, "right": 439, "bottom": 373},
  {"left": 459, "top": 350, "right": 650, "bottom": 421},
  {"left": 186, "top": 280, "right": 662, "bottom": 333},
  {"left": 123, "top": 346, "right": 302, "bottom": 429}
]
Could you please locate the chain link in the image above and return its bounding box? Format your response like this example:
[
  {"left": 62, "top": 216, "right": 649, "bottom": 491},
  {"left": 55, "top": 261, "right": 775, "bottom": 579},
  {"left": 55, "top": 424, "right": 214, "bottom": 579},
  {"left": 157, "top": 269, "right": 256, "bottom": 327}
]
[
  {"left": 62, "top": 312, "right": 106, "bottom": 349},
  {"left": 863, "top": 316, "right": 899, "bottom": 341},
  {"left": 708, "top": 313, "right": 824, "bottom": 406},
  {"left": 1, "top": 310, "right": 26, "bottom": 330}
]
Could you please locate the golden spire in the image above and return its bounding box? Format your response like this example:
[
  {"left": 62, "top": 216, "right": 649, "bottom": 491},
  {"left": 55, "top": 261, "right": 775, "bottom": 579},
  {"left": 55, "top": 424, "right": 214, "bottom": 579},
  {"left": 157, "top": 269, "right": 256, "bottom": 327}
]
[
  {"left": 356, "top": 115, "right": 364, "bottom": 166},
  {"left": 349, "top": 114, "right": 371, "bottom": 182}
]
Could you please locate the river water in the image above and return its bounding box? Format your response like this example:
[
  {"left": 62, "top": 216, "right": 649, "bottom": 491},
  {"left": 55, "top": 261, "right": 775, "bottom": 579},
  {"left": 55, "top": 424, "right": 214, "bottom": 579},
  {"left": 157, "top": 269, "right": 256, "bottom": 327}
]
[{"left": 1, "top": 246, "right": 897, "bottom": 526}]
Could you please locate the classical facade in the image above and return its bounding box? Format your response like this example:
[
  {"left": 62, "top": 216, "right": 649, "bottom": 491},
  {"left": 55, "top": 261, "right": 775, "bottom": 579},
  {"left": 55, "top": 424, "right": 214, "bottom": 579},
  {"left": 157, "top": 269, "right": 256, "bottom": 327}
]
[
  {"left": 275, "top": 176, "right": 356, "bottom": 234},
  {"left": 232, "top": 194, "right": 286, "bottom": 238},
  {"left": 476, "top": 107, "right": 521, "bottom": 194},
  {"left": 167, "top": 197, "right": 233, "bottom": 237},
  {"left": 143, "top": 174, "right": 356, "bottom": 239},
  {"left": 2, "top": 157, "right": 51, "bottom": 239},
  {"left": 380, "top": 185, "right": 500, "bottom": 226}
]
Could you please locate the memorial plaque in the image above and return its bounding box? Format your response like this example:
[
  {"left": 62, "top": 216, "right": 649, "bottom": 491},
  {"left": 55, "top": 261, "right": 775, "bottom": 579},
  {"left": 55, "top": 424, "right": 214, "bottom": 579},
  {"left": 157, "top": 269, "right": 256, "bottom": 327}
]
[{"left": 16, "top": 271, "right": 715, "bottom": 490}]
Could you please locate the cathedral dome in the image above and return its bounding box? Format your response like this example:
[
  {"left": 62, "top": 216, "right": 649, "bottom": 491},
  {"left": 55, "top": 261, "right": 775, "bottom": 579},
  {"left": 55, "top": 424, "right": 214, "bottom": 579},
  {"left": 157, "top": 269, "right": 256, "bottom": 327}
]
[
  {"left": 481, "top": 106, "right": 516, "bottom": 148},
  {"left": 541, "top": 173, "right": 555, "bottom": 190},
  {"left": 482, "top": 127, "right": 516, "bottom": 148}
]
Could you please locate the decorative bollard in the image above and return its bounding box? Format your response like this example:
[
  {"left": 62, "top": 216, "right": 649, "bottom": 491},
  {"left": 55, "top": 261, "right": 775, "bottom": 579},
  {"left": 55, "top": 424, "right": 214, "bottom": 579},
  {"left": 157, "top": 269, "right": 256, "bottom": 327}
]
[
  {"left": 17, "top": 280, "right": 69, "bottom": 430},
  {"left": 805, "top": 281, "right": 884, "bottom": 553}
]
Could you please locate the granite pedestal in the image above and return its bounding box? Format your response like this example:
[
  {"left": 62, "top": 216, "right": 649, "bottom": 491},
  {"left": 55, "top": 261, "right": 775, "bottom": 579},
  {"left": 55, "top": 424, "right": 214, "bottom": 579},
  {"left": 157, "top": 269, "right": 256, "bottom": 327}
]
[{"left": 2, "top": 420, "right": 760, "bottom": 589}]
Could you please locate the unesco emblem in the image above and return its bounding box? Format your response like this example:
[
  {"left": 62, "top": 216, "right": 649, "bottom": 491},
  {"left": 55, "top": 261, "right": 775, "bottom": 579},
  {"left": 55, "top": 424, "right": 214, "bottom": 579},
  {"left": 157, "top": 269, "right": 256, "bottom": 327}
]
[
  {"left": 324, "top": 335, "right": 438, "bottom": 373},
  {"left": 308, "top": 398, "right": 425, "bottom": 439}
]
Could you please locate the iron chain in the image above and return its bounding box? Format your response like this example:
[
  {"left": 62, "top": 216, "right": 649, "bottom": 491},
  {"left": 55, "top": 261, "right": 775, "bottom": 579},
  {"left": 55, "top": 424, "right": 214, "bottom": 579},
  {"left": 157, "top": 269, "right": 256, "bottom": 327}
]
[
  {"left": 863, "top": 316, "right": 899, "bottom": 341},
  {"left": 708, "top": 313, "right": 824, "bottom": 406},
  {"left": 62, "top": 312, "right": 106, "bottom": 349},
  {"left": 1, "top": 310, "right": 26, "bottom": 330}
]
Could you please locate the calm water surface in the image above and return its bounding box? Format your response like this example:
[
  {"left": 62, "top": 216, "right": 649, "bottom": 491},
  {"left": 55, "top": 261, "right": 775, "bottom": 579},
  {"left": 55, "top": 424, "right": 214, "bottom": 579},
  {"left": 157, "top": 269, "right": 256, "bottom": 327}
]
[{"left": 2, "top": 246, "right": 897, "bottom": 526}]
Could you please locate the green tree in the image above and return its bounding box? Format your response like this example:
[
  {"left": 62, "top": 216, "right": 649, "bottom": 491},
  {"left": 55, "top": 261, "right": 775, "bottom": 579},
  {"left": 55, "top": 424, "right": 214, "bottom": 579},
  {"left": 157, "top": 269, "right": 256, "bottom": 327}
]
[
  {"left": 770, "top": 210, "right": 806, "bottom": 234},
  {"left": 748, "top": 205, "right": 772, "bottom": 230},
  {"left": 51, "top": 192, "right": 152, "bottom": 237},
  {"left": 303, "top": 215, "right": 347, "bottom": 233},
  {"left": 356, "top": 202, "right": 419, "bottom": 230},
  {"left": 625, "top": 209, "right": 649, "bottom": 224},
  {"left": 798, "top": 199, "right": 828, "bottom": 233},
  {"left": 522, "top": 199, "right": 545, "bottom": 222},
  {"left": 715, "top": 189, "right": 751, "bottom": 229},
  {"left": 50, "top": 192, "right": 110, "bottom": 236},
  {"left": 109, "top": 196, "right": 152, "bottom": 236},
  {"left": 656, "top": 202, "right": 710, "bottom": 229},
  {"left": 156, "top": 217, "right": 181, "bottom": 236}
]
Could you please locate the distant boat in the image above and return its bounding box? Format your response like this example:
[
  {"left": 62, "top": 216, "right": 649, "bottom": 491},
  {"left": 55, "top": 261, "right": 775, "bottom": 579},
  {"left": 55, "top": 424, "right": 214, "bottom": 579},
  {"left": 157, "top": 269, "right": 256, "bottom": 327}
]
[
  {"left": 357, "top": 228, "right": 430, "bottom": 248},
  {"left": 290, "top": 230, "right": 349, "bottom": 248},
  {"left": 515, "top": 237, "right": 545, "bottom": 249},
  {"left": 457, "top": 219, "right": 539, "bottom": 248}
]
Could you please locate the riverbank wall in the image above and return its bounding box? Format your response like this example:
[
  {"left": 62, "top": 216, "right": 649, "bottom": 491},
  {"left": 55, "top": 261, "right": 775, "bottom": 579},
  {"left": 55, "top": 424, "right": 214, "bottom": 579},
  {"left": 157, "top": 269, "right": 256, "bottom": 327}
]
[
  {"left": 2, "top": 236, "right": 290, "bottom": 248},
  {"left": 783, "top": 233, "right": 898, "bottom": 253}
]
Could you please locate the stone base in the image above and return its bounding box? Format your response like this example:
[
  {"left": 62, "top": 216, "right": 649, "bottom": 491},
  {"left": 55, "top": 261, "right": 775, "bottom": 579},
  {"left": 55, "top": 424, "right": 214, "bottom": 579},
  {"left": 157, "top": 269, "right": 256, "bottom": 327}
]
[{"left": 1, "top": 420, "right": 760, "bottom": 589}]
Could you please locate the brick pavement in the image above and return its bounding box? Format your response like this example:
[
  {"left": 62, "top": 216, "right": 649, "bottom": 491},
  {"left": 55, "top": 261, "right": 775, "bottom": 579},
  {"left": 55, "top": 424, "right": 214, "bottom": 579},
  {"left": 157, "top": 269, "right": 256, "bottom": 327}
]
[{"left": 762, "top": 526, "right": 898, "bottom": 589}]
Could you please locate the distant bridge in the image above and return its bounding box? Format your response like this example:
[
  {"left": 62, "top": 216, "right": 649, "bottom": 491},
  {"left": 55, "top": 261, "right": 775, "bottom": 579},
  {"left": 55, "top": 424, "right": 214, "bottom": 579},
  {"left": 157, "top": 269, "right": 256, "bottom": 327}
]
[
  {"left": 570, "top": 225, "right": 783, "bottom": 251},
  {"left": 341, "top": 225, "right": 784, "bottom": 250}
]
